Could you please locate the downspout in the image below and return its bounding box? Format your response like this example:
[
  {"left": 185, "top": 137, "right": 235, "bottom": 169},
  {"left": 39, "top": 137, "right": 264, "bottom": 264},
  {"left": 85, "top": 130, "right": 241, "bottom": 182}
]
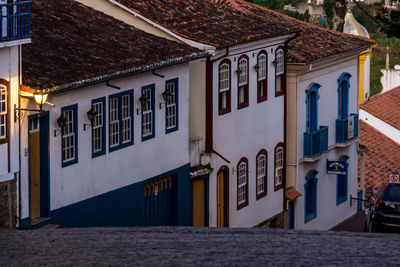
[
  {"left": 205, "top": 47, "right": 229, "bottom": 154},
  {"left": 17, "top": 44, "right": 21, "bottom": 228},
  {"left": 283, "top": 33, "right": 299, "bottom": 214}
]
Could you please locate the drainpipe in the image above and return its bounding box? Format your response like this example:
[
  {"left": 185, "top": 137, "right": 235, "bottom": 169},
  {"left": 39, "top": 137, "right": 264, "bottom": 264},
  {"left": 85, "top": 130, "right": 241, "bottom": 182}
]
[
  {"left": 17, "top": 44, "right": 21, "bottom": 228},
  {"left": 358, "top": 144, "right": 368, "bottom": 200}
]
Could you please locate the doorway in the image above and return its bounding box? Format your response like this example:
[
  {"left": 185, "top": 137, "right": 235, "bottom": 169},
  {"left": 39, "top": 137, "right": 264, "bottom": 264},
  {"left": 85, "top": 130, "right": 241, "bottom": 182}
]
[
  {"left": 217, "top": 166, "right": 229, "bottom": 227},
  {"left": 29, "top": 112, "right": 49, "bottom": 222}
]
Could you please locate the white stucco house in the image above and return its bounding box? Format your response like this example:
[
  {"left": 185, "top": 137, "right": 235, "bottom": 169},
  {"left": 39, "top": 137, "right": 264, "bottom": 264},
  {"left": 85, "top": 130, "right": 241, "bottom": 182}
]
[
  {"left": 0, "top": 0, "right": 31, "bottom": 228},
  {"left": 89, "top": 0, "right": 302, "bottom": 227},
  {"left": 18, "top": 0, "right": 207, "bottom": 228}
]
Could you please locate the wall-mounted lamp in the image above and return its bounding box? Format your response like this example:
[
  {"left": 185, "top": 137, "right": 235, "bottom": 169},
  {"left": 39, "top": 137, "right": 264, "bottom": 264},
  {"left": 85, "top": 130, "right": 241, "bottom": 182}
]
[
  {"left": 14, "top": 88, "right": 49, "bottom": 122},
  {"left": 235, "top": 69, "right": 242, "bottom": 77},
  {"left": 83, "top": 107, "right": 97, "bottom": 131},
  {"left": 54, "top": 114, "right": 66, "bottom": 137},
  {"left": 159, "top": 89, "right": 172, "bottom": 109},
  {"left": 137, "top": 94, "right": 149, "bottom": 115},
  {"left": 272, "top": 59, "right": 278, "bottom": 66},
  {"left": 253, "top": 63, "right": 260, "bottom": 72}
]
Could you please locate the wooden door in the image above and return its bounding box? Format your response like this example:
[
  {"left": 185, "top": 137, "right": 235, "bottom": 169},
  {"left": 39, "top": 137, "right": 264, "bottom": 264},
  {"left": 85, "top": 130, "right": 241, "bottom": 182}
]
[
  {"left": 144, "top": 176, "right": 173, "bottom": 226},
  {"left": 217, "top": 171, "right": 225, "bottom": 227},
  {"left": 30, "top": 128, "right": 41, "bottom": 220},
  {"left": 193, "top": 178, "right": 205, "bottom": 226}
]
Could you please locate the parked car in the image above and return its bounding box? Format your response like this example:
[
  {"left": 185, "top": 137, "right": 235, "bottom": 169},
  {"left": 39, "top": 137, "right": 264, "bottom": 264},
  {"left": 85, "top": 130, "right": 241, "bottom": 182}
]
[{"left": 365, "top": 182, "right": 400, "bottom": 233}]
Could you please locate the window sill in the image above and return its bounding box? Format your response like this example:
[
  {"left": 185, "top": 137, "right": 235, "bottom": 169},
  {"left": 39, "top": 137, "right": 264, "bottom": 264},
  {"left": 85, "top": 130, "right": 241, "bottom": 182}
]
[
  {"left": 257, "top": 96, "right": 267, "bottom": 103},
  {"left": 237, "top": 102, "right": 249, "bottom": 110},
  {"left": 237, "top": 201, "right": 248, "bottom": 211},
  {"left": 256, "top": 191, "right": 267, "bottom": 200},
  {"left": 275, "top": 90, "right": 284, "bottom": 97},
  {"left": 218, "top": 107, "right": 231, "bottom": 116},
  {"left": 274, "top": 183, "right": 283, "bottom": 192}
]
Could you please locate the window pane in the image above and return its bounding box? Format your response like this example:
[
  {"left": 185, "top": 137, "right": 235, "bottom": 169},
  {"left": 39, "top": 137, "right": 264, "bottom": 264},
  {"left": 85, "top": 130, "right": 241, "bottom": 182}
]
[
  {"left": 166, "top": 81, "right": 177, "bottom": 130},
  {"left": 62, "top": 109, "right": 75, "bottom": 163},
  {"left": 142, "top": 88, "right": 153, "bottom": 137}
]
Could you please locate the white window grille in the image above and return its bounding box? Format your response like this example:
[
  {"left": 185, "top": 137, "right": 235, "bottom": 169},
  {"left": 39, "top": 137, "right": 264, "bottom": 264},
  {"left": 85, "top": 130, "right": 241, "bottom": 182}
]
[
  {"left": 109, "top": 97, "right": 119, "bottom": 147},
  {"left": 275, "top": 147, "right": 283, "bottom": 186},
  {"left": 62, "top": 109, "right": 75, "bottom": 163},
  {"left": 166, "top": 81, "right": 176, "bottom": 130},
  {"left": 0, "top": 85, "right": 6, "bottom": 140},
  {"left": 276, "top": 49, "right": 284, "bottom": 75},
  {"left": 219, "top": 63, "right": 230, "bottom": 110},
  {"left": 121, "top": 94, "right": 131, "bottom": 143},
  {"left": 238, "top": 58, "right": 248, "bottom": 86},
  {"left": 257, "top": 154, "right": 266, "bottom": 195},
  {"left": 92, "top": 101, "right": 103, "bottom": 153},
  {"left": 238, "top": 162, "right": 247, "bottom": 205},
  {"left": 142, "top": 88, "right": 152, "bottom": 137},
  {"left": 257, "top": 54, "right": 267, "bottom": 81}
]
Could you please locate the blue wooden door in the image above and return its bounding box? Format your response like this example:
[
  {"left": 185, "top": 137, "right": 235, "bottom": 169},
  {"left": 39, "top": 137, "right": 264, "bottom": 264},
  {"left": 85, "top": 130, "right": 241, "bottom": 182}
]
[
  {"left": 144, "top": 176, "right": 174, "bottom": 226},
  {"left": 308, "top": 91, "right": 318, "bottom": 132},
  {"left": 339, "top": 81, "right": 349, "bottom": 120},
  {"left": 289, "top": 201, "right": 294, "bottom": 229}
]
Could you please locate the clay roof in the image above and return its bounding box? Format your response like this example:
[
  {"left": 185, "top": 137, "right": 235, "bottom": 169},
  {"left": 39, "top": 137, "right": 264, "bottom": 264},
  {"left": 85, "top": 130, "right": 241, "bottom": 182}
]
[
  {"left": 114, "top": 0, "right": 300, "bottom": 48},
  {"left": 285, "top": 186, "right": 302, "bottom": 201},
  {"left": 22, "top": 0, "right": 207, "bottom": 92},
  {"left": 359, "top": 121, "right": 400, "bottom": 196},
  {"left": 115, "top": 0, "right": 374, "bottom": 63},
  {"left": 361, "top": 86, "right": 400, "bottom": 130}
]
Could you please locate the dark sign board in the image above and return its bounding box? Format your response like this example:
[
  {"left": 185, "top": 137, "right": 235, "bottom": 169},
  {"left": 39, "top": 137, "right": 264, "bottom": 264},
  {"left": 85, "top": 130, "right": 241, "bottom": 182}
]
[{"left": 326, "top": 160, "right": 346, "bottom": 175}]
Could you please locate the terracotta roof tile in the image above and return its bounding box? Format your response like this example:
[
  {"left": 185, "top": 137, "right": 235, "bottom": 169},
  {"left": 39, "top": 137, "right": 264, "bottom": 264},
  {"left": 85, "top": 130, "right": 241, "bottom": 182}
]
[
  {"left": 285, "top": 186, "right": 302, "bottom": 201},
  {"left": 115, "top": 0, "right": 374, "bottom": 63},
  {"left": 359, "top": 121, "right": 400, "bottom": 196},
  {"left": 22, "top": 0, "right": 207, "bottom": 91},
  {"left": 361, "top": 86, "right": 400, "bottom": 130}
]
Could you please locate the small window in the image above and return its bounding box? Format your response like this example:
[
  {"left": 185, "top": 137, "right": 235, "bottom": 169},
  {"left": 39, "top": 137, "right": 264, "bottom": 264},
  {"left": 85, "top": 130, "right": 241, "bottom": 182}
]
[
  {"left": 165, "top": 78, "right": 179, "bottom": 133},
  {"left": 274, "top": 143, "right": 284, "bottom": 191},
  {"left": 275, "top": 48, "right": 285, "bottom": 96},
  {"left": 237, "top": 55, "right": 249, "bottom": 109},
  {"left": 218, "top": 59, "right": 231, "bottom": 115},
  {"left": 237, "top": 157, "right": 249, "bottom": 210},
  {"left": 257, "top": 51, "right": 268, "bottom": 103},
  {"left": 256, "top": 149, "right": 268, "bottom": 200},
  {"left": 142, "top": 84, "right": 155, "bottom": 141},
  {"left": 109, "top": 90, "right": 134, "bottom": 151},
  {"left": 92, "top": 97, "right": 106, "bottom": 158},
  {"left": 305, "top": 170, "right": 318, "bottom": 223},
  {"left": 0, "top": 84, "right": 7, "bottom": 142},
  {"left": 61, "top": 104, "right": 78, "bottom": 167}
]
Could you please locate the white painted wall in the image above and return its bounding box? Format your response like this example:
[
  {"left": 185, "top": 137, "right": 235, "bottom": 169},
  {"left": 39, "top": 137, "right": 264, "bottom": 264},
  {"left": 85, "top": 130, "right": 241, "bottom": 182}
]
[
  {"left": 295, "top": 61, "right": 359, "bottom": 230},
  {"left": 20, "top": 63, "right": 191, "bottom": 218},
  {"left": 360, "top": 108, "right": 400, "bottom": 144},
  {"left": 209, "top": 40, "right": 285, "bottom": 227},
  {"left": 381, "top": 66, "right": 400, "bottom": 94},
  {"left": 0, "top": 46, "right": 20, "bottom": 182}
]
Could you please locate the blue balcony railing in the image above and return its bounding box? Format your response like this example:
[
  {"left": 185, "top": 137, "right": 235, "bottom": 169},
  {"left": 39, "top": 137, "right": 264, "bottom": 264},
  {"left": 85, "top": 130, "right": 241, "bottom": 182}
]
[
  {"left": 336, "top": 113, "right": 359, "bottom": 144},
  {"left": 304, "top": 126, "right": 328, "bottom": 158},
  {"left": 0, "top": 1, "right": 31, "bottom": 42}
]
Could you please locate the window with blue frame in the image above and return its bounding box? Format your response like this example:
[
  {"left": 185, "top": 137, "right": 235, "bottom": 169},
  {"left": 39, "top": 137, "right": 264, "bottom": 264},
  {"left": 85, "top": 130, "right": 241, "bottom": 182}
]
[
  {"left": 142, "top": 84, "right": 155, "bottom": 141},
  {"left": 337, "top": 155, "right": 349, "bottom": 205},
  {"left": 61, "top": 104, "right": 78, "bottom": 167},
  {"left": 108, "top": 90, "right": 134, "bottom": 152},
  {"left": 304, "top": 170, "right": 318, "bottom": 223},
  {"left": 306, "top": 84, "right": 320, "bottom": 133},
  {"left": 92, "top": 97, "right": 106, "bottom": 158},
  {"left": 165, "top": 78, "right": 178, "bottom": 133},
  {"left": 338, "top": 73, "right": 351, "bottom": 120}
]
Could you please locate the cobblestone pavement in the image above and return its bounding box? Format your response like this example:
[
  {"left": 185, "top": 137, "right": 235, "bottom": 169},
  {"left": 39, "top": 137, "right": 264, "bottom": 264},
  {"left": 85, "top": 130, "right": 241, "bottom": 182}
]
[{"left": 1, "top": 226, "right": 399, "bottom": 266}]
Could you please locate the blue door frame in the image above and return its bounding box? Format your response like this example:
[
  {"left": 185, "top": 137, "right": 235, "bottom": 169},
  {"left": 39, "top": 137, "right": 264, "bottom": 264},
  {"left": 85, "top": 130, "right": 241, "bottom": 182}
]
[
  {"left": 339, "top": 81, "right": 349, "bottom": 120},
  {"left": 306, "top": 84, "right": 320, "bottom": 133}
]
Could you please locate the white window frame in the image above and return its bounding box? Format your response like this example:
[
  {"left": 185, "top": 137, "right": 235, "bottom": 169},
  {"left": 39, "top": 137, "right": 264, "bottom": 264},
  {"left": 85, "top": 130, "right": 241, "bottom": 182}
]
[
  {"left": 238, "top": 161, "right": 247, "bottom": 205},
  {"left": 238, "top": 58, "right": 248, "bottom": 86},
  {"left": 92, "top": 101, "right": 103, "bottom": 153},
  {"left": 0, "top": 85, "right": 6, "bottom": 140},
  {"left": 142, "top": 88, "right": 153, "bottom": 137},
  {"left": 121, "top": 94, "right": 131, "bottom": 144},
  {"left": 166, "top": 81, "right": 176, "bottom": 130},
  {"left": 276, "top": 49, "right": 284, "bottom": 75},
  {"left": 258, "top": 54, "right": 267, "bottom": 81},
  {"left": 219, "top": 63, "right": 230, "bottom": 111},
  {"left": 62, "top": 109, "right": 75, "bottom": 164},
  {"left": 109, "top": 97, "right": 119, "bottom": 148},
  {"left": 257, "top": 154, "right": 266, "bottom": 195},
  {"left": 275, "top": 146, "right": 283, "bottom": 187}
]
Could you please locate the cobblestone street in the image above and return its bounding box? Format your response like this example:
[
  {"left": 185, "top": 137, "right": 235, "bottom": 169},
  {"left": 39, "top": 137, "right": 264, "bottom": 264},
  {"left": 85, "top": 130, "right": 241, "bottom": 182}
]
[{"left": 1, "top": 226, "right": 399, "bottom": 266}]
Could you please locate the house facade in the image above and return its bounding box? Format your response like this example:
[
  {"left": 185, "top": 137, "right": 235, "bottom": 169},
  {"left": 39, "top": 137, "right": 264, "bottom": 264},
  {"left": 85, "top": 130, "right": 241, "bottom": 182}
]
[
  {"left": 18, "top": 0, "right": 207, "bottom": 228},
  {"left": 0, "top": 0, "right": 31, "bottom": 228},
  {"left": 285, "top": 15, "right": 374, "bottom": 230},
  {"left": 96, "top": 0, "right": 300, "bottom": 227}
]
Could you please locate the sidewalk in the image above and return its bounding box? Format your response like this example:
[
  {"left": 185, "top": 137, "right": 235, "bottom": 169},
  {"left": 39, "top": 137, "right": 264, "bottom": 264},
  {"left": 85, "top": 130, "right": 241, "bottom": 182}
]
[{"left": 331, "top": 211, "right": 366, "bottom": 232}]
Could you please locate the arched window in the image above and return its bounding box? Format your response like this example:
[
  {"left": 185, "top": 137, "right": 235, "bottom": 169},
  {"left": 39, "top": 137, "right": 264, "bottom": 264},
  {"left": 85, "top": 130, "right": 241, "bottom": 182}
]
[
  {"left": 256, "top": 149, "right": 268, "bottom": 199},
  {"left": 237, "top": 157, "right": 248, "bottom": 210},
  {"left": 218, "top": 59, "right": 231, "bottom": 115},
  {"left": 304, "top": 170, "right": 318, "bottom": 223},
  {"left": 257, "top": 51, "right": 268, "bottom": 103},
  {"left": 275, "top": 47, "right": 285, "bottom": 96},
  {"left": 274, "top": 143, "right": 284, "bottom": 191},
  {"left": 337, "top": 155, "right": 349, "bottom": 205},
  {"left": 0, "top": 79, "right": 9, "bottom": 144},
  {"left": 337, "top": 73, "right": 351, "bottom": 120},
  {"left": 237, "top": 55, "right": 249, "bottom": 109},
  {"left": 306, "top": 83, "right": 320, "bottom": 133}
]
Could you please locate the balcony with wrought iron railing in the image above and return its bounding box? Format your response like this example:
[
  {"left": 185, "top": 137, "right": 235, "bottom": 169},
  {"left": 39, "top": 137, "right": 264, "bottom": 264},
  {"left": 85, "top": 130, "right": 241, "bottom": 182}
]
[
  {"left": 336, "top": 113, "right": 359, "bottom": 146},
  {"left": 0, "top": 1, "right": 31, "bottom": 42},
  {"left": 304, "top": 126, "right": 328, "bottom": 161}
]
